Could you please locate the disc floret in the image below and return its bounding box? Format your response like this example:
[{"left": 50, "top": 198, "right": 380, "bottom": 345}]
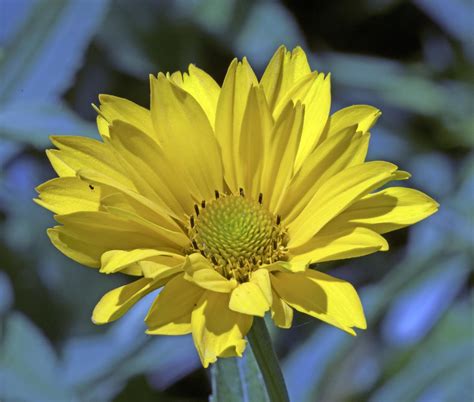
[{"left": 189, "top": 192, "right": 288, "bottom": 282}]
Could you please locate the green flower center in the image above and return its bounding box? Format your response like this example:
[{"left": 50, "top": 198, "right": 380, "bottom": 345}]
[{"left": 188, "top": 193, "right": 287, "bottom": 281}]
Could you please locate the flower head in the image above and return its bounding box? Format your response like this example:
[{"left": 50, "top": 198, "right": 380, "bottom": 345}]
[{"left": 36, "top": 46, "right": 438, "bottom": 367}]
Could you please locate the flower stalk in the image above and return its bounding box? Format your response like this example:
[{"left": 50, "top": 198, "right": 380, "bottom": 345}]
[{"left": 247, "top": 317, "right": 290, "bottom": 402}]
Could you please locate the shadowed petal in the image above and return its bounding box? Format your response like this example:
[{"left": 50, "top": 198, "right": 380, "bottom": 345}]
[
  {"left": 191, "top": 291, "right": 253, "bottom": 367},
  {"left": 271, "top": 270, "right": 366, "bottom": 335}
]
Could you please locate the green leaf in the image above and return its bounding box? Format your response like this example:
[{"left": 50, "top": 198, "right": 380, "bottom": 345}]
[
  {"left": 283, "top": 327, "right": 350, "bottom": 402},
  {"left": 0, "top": 312, "right": 74, "bottom": 401},
  {"left": 369, "top": 302, "right": 473, "bottom": 402},
  {"left": 210, "top": 317, "right": 289, "bottom": 402},
  {"left": 281, "top": 251, "right": 457, "bottom": 401},
  {"left": 0, "top": 0, "right": 109, "bottom": 147},
  {"left": 61, "top": 295, "right": 200, "bottom": 401},
  {"left": 0, "top": 0, "right": 110, "bottom": 103},
  {"left": 314, "top": 52, "right": 474, "bottom": 146},
  {"left": 233, "top": 0, "right": 304, "bottom": 69},
  {"left": 0, "top": 101, "right": 98, "bottom": 148},
  {"left": 210, "top": 345, "right": 270, "bottom": 402}
]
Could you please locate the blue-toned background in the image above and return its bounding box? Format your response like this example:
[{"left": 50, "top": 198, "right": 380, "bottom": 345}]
[{"left": 0, "top": 0, "right": 473, "bottom": 401}]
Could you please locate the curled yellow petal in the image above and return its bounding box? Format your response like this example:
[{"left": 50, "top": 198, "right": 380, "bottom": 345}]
[
  {"left": 100, "top": 248, "right": 183, "bottom": 274},
  {"left": 263, "top": 260, "right": 308, "bottom": 273},
  {"left": 325, "top": 104, "right": 381, "bottom": 138},
  {"left": 271, "top": 290, "right": 293, "bottom": 329},
  {"left": 92, "top": 277, "right": 164, "bottom": 324},
  {"left": 191, "top": 291, "right": 253, "bottom": 367},
  {"left": 250, "top": 269, "right": 273, "bottom": 304},
  {"left": 146, "top": 274, "right": 204, "bottom": 335},
  {"left": 228, "top": 268, "right": 273, "bottom": 316},
  {"left": 228, "top": 282, "right": 270, "bottom": 317},
  {"left": 183, "top": 254, "right": 237, "bottom": 293}
]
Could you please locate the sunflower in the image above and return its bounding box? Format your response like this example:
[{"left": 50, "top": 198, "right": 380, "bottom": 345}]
[{"left": 35, "top": 46, "right": 438, "bottom": 367}]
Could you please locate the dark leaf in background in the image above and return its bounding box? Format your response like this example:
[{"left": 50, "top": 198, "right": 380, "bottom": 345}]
[
  {"left": 0, "top": 0, "right": 109, "bottom": 147},
  {"left": 0, "top": 312, "right": 75, "bottom": 401}
]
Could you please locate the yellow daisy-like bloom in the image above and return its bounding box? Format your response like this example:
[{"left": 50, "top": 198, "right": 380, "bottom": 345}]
[{"left": 36, "top": 46, "right": 438, "bottom": 367}]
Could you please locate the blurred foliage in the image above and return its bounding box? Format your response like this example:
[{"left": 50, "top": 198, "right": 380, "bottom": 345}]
[{"left": 0, "top": 0, "right": 473, "bottom": 401}]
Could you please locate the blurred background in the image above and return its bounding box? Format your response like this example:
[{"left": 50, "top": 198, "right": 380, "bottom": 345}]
[{"left": 0, "top": 0, "right": 473, "bottom": 401}]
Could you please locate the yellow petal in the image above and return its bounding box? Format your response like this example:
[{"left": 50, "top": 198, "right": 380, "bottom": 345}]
[
  {"left": 251, "top": 269, "right": 273, "bottom": 304},
  {"left": 183, "top": 254, "right": 237, "bottom": 293},
  {"left": 107, "top": 119, "right": 193, "bottom": 217},
  {"left": 120, "top": 264, "right": 142, "bottom": 276},
  {"left": 100, "top": 248, "right": 182, "bottom": 274},
  {"left": 279, "top": 126, "right": 369, "bottom": 221},
  {"left": 146, "top": 274, "right": 204, "bottom": 335},
  {"left": 287, "top": 161, "right": 408, "bottom": 248},
  {"left": 260, "top": 100, "right": 304, "bottom": 212},
  {"left": 274, "top": 72, "right": 331, "bottom": 170},
  {"left": 49, "top": 211, "right": 179, "bottom": 267},
  {"left": 78, "top": 168, "right": 186, "bottom": 240},
  {"left": 260, "top": 45, "right": 311, "bottom": 111},
  {"left": 127, "top": 259, "right": 183, "bottom": 280},
  {"left": 191, "top": 291, "right": 253, "bottom": 367},
  {"left": 48, "top": 227, "right": 98, "bottom": 267},
  {"left": 96, "top": 115, "right": 109, "bottom": 138},
  {"left": 330, "top": 187, "right": 439, "bottom": 234},
  {"left": 228, "top": 282, "right": 269, "bottom": 317},
  {"left": 325, "top": 105, "right": 381, "bottom": 138},
  {"left": 289, "top": 227, "right": 389, "bottom": 264},
  {"left": 96, "top": 94, "right": 155, "bottom": 140},
  {"left": 215, "top": 58, "right": 258, "bottom": 193},
  {"left": 46, "top": 149, "right": 75, "bottom": 177},
  {"left": 238, "top": 84, "right": 273, "bottom": 198},
  {"left": 99, "top": 204, "right": 188, "bottom": 249},
  {"left": 263, "top": 260, "right": 308, "bottom": 273},
  {"left": 48, "top": 136, "right": 134, "bottom": 188},
  {"left": 271, "top": 290, "right": 293, "bottom": 329},
  {"left": 271, "top": 270, "right": 366, "bottom": 335},
  {"left": 35, "top": 177, "right": 100, "bottom": 214},
  {"left": 92, "top": 277, "right": 163, "bottom": 324},
  {"left": 150, "top": 73, "right": 224, "bottom": 201},
  {"left": 228, "top": 269, "right": 272, "bottom": 317},
  {"left": 139, "top": 259, "right": 184, "bottom": 279},
  {"left": 171, "top": 64, "right": 220, "bottom": 128}
]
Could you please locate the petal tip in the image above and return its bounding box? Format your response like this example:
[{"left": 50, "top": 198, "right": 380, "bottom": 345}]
[{"left": 91, "top": 311, "right": 104, "bottom": 325}]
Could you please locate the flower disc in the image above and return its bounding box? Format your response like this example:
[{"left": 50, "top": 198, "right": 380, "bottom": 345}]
[{"left": 189, "top": 195, "right": 287, "bottom": 280}]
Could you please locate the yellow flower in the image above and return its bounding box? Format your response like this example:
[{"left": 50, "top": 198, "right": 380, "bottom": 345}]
[{"left": 35, "top": 46, "right": 438, "bottom": 367}]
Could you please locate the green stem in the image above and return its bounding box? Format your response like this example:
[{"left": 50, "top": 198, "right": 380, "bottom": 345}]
[{"left": 247, "top": 317, "right": 290, "bottom": 402}]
